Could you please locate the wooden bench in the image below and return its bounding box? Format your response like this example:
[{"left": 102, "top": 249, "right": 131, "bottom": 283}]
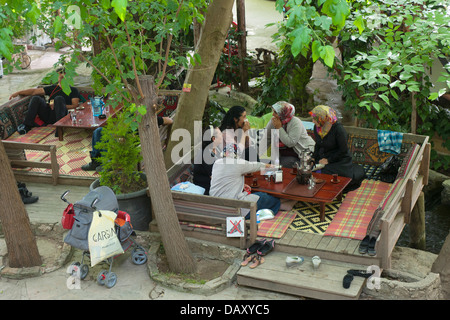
[
  {"left": 3, "top": 140, "right": 59, "bottom": 185},
  {"left": 171, "top": 191, "right": 257, "bottom": 249}
]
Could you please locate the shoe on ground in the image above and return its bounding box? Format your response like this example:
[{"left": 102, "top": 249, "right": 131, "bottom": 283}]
[
  {"left": 82, "top": 160, "right": 101, "bottom": 171},
  {"left": 22, "top": 195, "right": 39, "bottom": 204},
  {"left": 286, "top": 256, "right": 304, "bottom": 268}
]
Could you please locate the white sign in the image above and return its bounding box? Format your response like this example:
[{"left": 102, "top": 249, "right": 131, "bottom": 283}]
[{"left": 226, "top": 217, "right": 245, "bottom": 238}]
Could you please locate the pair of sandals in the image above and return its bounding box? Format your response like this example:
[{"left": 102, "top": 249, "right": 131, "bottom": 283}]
[
  {"left": 343, "top": 269, "right": 375, "bottom": 289},
  {"left": 241, "top": 239, "right": 275, "bottom": 269},
  {"left": 359, "top": 235, "right": 377, "bottom": 256}
]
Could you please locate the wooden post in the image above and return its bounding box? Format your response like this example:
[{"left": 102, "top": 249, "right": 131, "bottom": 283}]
[
  {"left": 409, "top": 192, "right": 426, "bottom": 250},
  {"left": 236, "top": 0, "right": 248, "bottom": 92}
]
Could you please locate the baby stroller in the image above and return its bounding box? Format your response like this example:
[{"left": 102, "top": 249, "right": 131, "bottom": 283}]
[{"left": 61, "top": 186, "right": 148, "bottom": 288}]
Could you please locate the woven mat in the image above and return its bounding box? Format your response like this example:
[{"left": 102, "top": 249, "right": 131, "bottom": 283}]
[
  {"left": 17, "top": 128, "right": 99, "bottom": 178},
  {"left": 257, "top": 210, "right": 297, "bottom": 239},
  {"left": 289, "top": 198, "right": 344, "bottom": 234},
  {"left": 6, "top": 126, "right": 54, "bottom": 143},
  {"left": 323, "top": 180, "right": 391, "bottom": 240}
]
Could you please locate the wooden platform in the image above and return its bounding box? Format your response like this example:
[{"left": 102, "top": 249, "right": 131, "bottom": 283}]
[{"left": 237, "top": 251, "right": 369, "bottom": 300}]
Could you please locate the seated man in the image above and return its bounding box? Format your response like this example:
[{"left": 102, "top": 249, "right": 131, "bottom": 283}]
[
  {"left": 82, "top": 116, "right": 173, "bottom": 171},
  {"left": 209, "top": 143, "right": 281, "bottom": 218},
  {"left": 9, "top": 67, "right": 79, "bottom": 134}
]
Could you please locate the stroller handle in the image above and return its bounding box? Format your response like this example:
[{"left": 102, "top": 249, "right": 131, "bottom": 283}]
[{"left": 61, "top": 190, "right": 70, "bottom": 203}]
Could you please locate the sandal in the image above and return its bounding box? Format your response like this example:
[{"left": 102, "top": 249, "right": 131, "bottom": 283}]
[
  {"left": 249, "top": 255, "right": 265, "bottom": 269},
  {"left": 241, "top": 253, "right": 254, "bottom": 266},
  {"left": 358, "top": 235, "right": 370, "bottom": 254},
  {"left": 368, "top": 237, "right": 377, "bottom": 256},
  {"left": 343, "top": 273, "right": 354, "bottom": 289},
  {"left": 257, "top": 239, "right": 275, "bottom": 256},
  {"left": 241, "top": 239, "right": 266, "bottom": 266}
]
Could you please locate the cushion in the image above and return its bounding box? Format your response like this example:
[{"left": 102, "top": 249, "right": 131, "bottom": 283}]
[
  {"left": 8, "top": 98, "right": 30, "bottom": 128},
  {"left": 0, "top": 108, "right": 17, "bottom": 139}
]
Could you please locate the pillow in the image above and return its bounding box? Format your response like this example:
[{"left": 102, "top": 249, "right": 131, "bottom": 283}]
[
  {"left": 171, "top": 181, "right": 205, "bottom": 195},
  {"left": 0, "top": 108, "right": 17, "bottom": 139}
]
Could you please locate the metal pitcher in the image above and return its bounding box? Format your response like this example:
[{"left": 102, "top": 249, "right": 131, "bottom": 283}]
[{"left": 296, "top": 152, "right": 315, "bottom": 185}]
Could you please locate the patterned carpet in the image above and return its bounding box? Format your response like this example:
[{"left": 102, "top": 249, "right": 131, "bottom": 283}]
[
  {"left": 289, "top": 197, "right": 344, "bottom": 234},
  {"left": 8, "top": 127, "right": 99, "bottom": 178}
]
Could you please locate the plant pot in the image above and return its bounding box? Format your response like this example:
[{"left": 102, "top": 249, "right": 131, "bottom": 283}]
[{"left": 90, "top": 175, "right": 152, "bottom": 231}]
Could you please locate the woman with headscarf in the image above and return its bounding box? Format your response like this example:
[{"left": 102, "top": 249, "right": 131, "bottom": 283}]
[
  {"left": 260, "top": 101, "right": 315, "bottom": 168},
  {"left": 310, "top": 105, "right": 365, "bottom": 191},
  {"left": 209, "top": 143, "right": 281, "bottom": 218}
]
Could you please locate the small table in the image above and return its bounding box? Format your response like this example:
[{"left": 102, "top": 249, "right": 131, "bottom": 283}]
[
  {"left": 52, "top": 102, "right": 122, "bottom": 141},
  {"left": 245, "top": 168, "right": 351, "bottom": 222}
]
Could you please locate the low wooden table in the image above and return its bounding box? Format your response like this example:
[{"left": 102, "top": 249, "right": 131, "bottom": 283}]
[
  {"left": 52, "top": 102, "right": 122, "bottom": 141},
  {"left": 245, "top": 167, "right": 351, "bottom": 221}
]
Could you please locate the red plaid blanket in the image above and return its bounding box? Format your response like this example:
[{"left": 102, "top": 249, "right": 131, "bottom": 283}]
[
  {"left": 323, "top": 180, "right": 391, "bottom": 240},
  {"left": 257, "top": 210, "right": 297, "bottom": 239}
]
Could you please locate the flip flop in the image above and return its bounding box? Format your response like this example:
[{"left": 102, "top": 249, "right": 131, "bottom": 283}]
[
  {"left": 347, "top": 269, "right": 375, "bottom": 278},
  {"left": 368, "top": 237, "right": 377, "bottom": 256},
  {"left": 249, "top": 255, "right": 265, "bottom": 269},
  {"left": 257, "top": 239, "right": 275, "bottom": 256},
  {"left": 358, "top": 235, "right": 370, "bottom": 254},
  {"left": 343, "top": 273, "right": 354, "bottom": 289}
]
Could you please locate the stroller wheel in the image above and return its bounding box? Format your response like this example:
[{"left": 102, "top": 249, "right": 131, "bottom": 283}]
[
  {"left": 131, "top": 249, "right": 148, "bottom": 265},
  {"left": 105, "top": 272, "right": 117, "bottom": 288},
  {"left": 80, "top": 264, "right": 89, "bottom": 280},
  {"left": 97, "top": 270, "right": 108, "bottom": 286}
]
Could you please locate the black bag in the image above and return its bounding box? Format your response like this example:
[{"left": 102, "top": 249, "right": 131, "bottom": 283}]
[{"left": 375, "top": 155, "right": 402, "bottom": 183}]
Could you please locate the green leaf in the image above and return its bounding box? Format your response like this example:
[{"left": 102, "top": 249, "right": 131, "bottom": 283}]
[
  {"left": 321, "top": 45, "right": 335, "bottom": 68},
  {"left": 53, "top": 16, "right": 63, "bottom": 37},
  {"left": 26, "top": 3, "right": 41, "bottom": 24},
  {"left": 354, "top": 15, "right": 365, "bottom": 35},
  {"left": 290, "top": 26, "right": 311, "bottom": 58},
  {"left": 112, "top": 0, "right": 128, "bottom": 21},
  {"left": 311, "top": 41, "right": 321, "bottom": 62}
]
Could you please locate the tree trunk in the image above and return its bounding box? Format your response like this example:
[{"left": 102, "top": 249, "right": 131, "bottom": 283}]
[
  {"left": 0, "top": 142, "right": 42, "bottom": 268},
  {"left": 138, "top": 76, "right": 197, "bottom": 274},
  {"left": 432, "top": 230, "right": 450, "bottom": 299},
  {"left": 236, "top": 0, "right": 248, "bottom": 92},
  {"left": 164, "top": 0, "right": 236, "bottom": 168}
]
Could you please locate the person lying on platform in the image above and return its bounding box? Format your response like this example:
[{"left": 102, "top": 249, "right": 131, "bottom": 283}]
[
  {"left": 81, "top": 116, "right": 173, "bottom": 171},
  {"left": 9, "top": 67, "right": 79, "bottom": 135},
  {"left": 259, "top": 101, "right": 315, "bottom": 168},
  {"left": 209, "top": 143, "right": 281, "bottom": 219},
  {"left": 310, "top": 105, "right": 365, "bottom": 192}
]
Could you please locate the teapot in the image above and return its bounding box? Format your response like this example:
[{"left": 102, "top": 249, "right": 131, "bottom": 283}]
[{"left": 296, "top": 151, "right": 315, "bottom": 185}]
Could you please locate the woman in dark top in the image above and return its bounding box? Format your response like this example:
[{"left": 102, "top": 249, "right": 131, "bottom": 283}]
[
  {"left": 193, "top": 126, "right": 222, "bottom": 195},
  {"left": 310, "top": 105, "right": 365, "bottom": 191}
]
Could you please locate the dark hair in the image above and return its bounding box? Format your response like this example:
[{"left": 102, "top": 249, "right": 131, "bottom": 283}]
[{"left": 219, "top": 105, "right": 245, "bottom": 131}]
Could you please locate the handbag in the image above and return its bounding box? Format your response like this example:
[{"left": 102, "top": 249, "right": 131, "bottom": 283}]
[
  {"left": 375, "top": 155, "right": 402, "bottom": 183},
  {"left": 61, "top": 203, "right": 75, "bottom": 229}
]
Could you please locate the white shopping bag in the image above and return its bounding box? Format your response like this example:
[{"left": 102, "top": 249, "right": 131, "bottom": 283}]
[{"left": 88, "top": 210, "right": 124, "bottom": 267}]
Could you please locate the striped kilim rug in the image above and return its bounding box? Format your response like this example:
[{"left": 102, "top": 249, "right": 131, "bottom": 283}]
[
  {"left": 323, "top": 180, "right": 391, "bottom": 240},
  {"left": 289, "top": 198, "right": 344, "bottom": 234}
]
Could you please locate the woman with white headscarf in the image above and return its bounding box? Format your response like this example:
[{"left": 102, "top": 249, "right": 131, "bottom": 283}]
[{"left": 260, "top": 101, "right": 315, "bottom": 168}]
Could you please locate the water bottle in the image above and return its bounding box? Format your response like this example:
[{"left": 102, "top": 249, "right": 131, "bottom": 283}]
[{"left": 256, "top": 211, "right": 260, "bottom": 224}]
